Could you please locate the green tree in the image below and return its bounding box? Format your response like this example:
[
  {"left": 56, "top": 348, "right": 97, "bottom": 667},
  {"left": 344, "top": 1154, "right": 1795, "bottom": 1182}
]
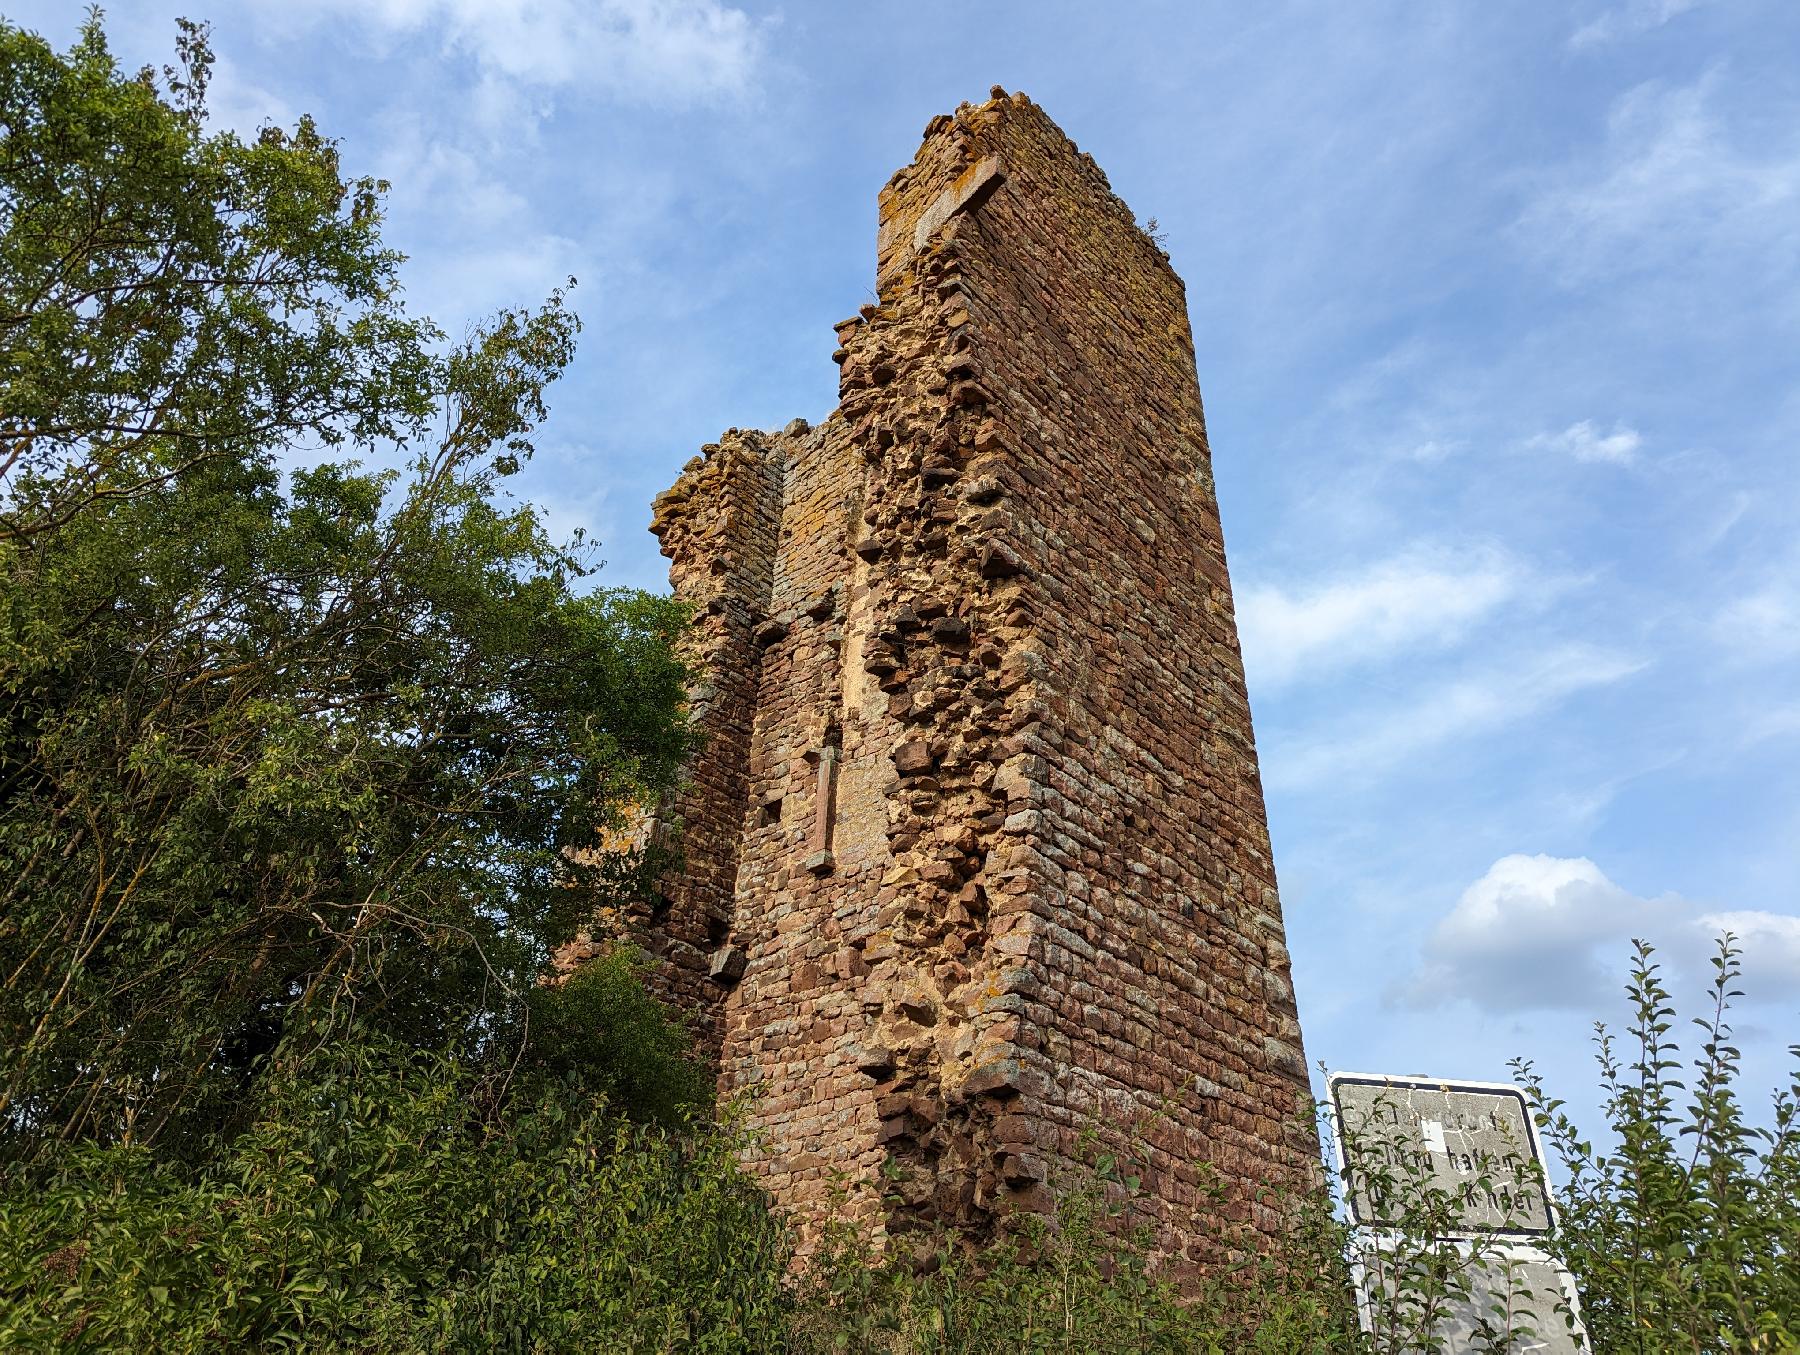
[
  {"left": 0, "top": 12, "right": 694, "bottom": 1166},
  {"left": 0, "top": 12, "right": 431, "bottom": 545}
]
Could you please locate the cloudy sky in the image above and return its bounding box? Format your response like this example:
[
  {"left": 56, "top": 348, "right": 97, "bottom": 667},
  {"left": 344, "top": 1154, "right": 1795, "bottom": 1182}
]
[{"left": 21, "top": 0, "right": 1798, "bottom": 1132}]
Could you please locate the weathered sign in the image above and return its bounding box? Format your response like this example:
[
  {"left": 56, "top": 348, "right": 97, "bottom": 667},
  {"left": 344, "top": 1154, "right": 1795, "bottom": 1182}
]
[
  {"left": 1328, "top": 1073, "right": 1551, "bottom": 1237},
  {"left": 1329, "top": 1072, "right": 1590, "bottom": 1352}
]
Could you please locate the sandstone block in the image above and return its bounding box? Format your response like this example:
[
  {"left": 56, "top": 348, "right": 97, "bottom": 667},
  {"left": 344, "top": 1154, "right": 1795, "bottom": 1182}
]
[{"left": 892, "top": 740, "right": 936, "bottom": 775}]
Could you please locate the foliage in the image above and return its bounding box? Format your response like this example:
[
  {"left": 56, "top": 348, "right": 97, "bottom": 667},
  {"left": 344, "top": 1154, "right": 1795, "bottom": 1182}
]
[
  {"left": 1329, "top": 1087, "right": 1578, "bottom": 1353},
  {"left": 780, "top": 1114, "right": 1550, "bottom": 1354},
  {"left": 0, "top": 11, "right": 431, "bottom": 544},
  {"left": 520, "top": 945, "right": 713, "bottom": 1130},
  {"left": 0, "top": 12, "right": 694, "bottom": 1168},
  {"left": 780, "top": 940, "right": 1800, "bottom": 1354},
  {"left": 0, "top": 985, "right": 792, "bottom": 1353},
  {"left": 1519, "top": 937, "right": 1800, "bottom": 1352}
]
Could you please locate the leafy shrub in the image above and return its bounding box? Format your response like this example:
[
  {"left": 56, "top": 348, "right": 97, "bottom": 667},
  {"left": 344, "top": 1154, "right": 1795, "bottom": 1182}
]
[
  {"left": 521, "top": 946, "right": 715, "bottom": 1130},
  {"left": 0, "top": 971, "right": 791, "bottom": 1352},
  {"left": 784, "top": 1138, "right": 1359, "bottom": 1353},
  {"left": 1520, "top": 937, "right": 1800, "bottom": 1352}
]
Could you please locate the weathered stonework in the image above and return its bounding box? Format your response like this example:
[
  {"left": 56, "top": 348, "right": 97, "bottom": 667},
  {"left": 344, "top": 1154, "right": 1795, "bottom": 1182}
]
[{"left": 600, "top": 89, "right": 1315, "bottom": 1266}]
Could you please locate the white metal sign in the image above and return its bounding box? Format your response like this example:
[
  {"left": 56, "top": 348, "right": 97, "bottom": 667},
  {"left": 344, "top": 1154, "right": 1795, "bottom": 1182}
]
[{"left": 1328, "top": 1071, "right": 1591, "bottom": 1352}]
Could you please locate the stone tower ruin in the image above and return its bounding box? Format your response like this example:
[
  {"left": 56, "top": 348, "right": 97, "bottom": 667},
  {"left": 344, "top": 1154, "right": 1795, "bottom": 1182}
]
[{"left": 578, "top": 88, "right": 1315, "bottom": 1264}]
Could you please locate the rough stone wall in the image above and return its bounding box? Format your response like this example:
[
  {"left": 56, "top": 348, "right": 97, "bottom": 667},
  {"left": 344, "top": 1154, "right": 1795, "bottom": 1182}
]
[
  {"left": 561, "top": 429, "right": 784, "bottom": 1042},
  {"left": 631, "top": 89, "right": 1315, "bottom": 1267}
]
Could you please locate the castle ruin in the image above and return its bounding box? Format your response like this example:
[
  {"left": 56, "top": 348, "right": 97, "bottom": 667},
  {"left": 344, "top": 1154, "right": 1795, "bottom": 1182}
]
[{"left": 570, "top": 88, "right": 1315, "bottom": 1264}]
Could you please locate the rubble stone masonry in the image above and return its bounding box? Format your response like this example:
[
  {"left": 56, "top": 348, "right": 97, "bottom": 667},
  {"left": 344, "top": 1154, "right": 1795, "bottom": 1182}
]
[{"left": 600, "top": 89, "right": 1315, "bottom": 1266}]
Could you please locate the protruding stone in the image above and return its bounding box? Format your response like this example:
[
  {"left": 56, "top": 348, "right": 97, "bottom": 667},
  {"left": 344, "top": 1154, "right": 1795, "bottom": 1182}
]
[
  {"left": 910, "top": 155, "right": 1005, "bottom": 254},
  {"left": 708, "top": 944, "right": 747, "bottom": 984},
  {"left": 961, "top": 1058, "right": 1025, "bottom": 1099},
  {"left": 852, "top": 1043, "right": 896, "bottom": 1079},
  {"left": 897, "top": 995, "right": 938, "bottom": 1026},
  {"left": 877, "top": 1115, "right": 912, "bottom": 1144},
  {"left": 1002, "top": 1152, "right": 1046, "bottom": 1185},
  {"left": 929, "top": 616, "right": 970, "bottom": 646},
  {"left": 962, "top": 475, "right": 1003, "bottom": 505},
  {"left": 979, "top": 541, "right": 1025, "bottom": 579},
  {"left": 893, "top": 740, "right": 935, "bottom": 775}
]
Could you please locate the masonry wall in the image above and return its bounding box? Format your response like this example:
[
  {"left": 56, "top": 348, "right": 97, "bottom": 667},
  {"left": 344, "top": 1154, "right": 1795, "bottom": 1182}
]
[{"left": 634, "top": 89, "right": 1314, "bottom": 1267}]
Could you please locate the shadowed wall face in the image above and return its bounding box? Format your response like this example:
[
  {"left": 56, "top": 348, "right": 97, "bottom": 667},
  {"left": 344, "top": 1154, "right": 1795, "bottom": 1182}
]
[{"left": 627, "top": 89, "right": 1315, "bottom": 1265}]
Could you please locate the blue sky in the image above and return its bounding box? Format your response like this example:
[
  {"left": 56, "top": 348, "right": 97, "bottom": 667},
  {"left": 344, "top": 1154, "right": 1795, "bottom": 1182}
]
[{"left": 23, "top": 0, "right": 1799, "bottom": 1133}]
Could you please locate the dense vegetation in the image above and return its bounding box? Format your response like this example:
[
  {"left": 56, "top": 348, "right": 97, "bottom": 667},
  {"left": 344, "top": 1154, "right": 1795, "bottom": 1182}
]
[{"left": 2, "top": 15, "right": 1794, "bottom": 1352}]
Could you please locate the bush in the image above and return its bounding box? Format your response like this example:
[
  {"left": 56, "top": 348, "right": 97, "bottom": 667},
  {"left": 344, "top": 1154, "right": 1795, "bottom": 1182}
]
[
  {"left": 1519, "top": 937, "right": 1800, "bottom": 1352},
  {"left": 784, "top": 1137, "right": 1359, "bottom": 1353},
  {"left": 5, "top": 934, "right": 1795, "bottom": 1351},
  {"left": 0, "top": 965, "right": 792, "bottom": 1353}
]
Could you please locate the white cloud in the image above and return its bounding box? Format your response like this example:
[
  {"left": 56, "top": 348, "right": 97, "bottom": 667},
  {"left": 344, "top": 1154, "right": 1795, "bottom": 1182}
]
[
  {"left": 1238, "top": 548, "right": 1521, "bottom": 690},
  {"left": 1695, "top": 910, "right": 1800, "bottom": 993},
  {"left": 1325, "top": 337, "right": 1434, "bottom": 414},
  {"left": 1528, "top": 419, "right": 1641, "bottom": 465},
  {"left": 1405, "top": 854, "right": 1683, "bottom": 1011},
  {"left": 1720, "top": 589, "right": 1800, "bottom": 651},
  {"left": 383, "top": 137, "right": 533, "bottom": 227},
  {"left": 1570, "top": 0, "right": 1704, "bottom": 50},
  {"left": 1716, "top": 570, "right": 1800, "bottom": 661},
  {"left": 353, "top": 116, "right": 595, "bottom": 322},
  {"left": 264, "top": 0, "right": 765, "bottom": 104},
  {"left": 1266, "top": 643, "right": 1646, "bottom": 793},
  {"left": 1693, "top": 490, "right": 1753, "bottom": 553},
  {"left": 1748, "top": 704, "right": 1800, "bottom": 741},
  {"left": 1398, "top": 438, "right": 1462, "bottom": 464},
  {"left": 1403, "top": 856, "right": 1800, "bottom": 1013},
  {"left": 1515, "top": 72, "right": 1800, "bottom": 288},
  {"left": 204, "top": 54, "right": 296, "bottom": 135}
]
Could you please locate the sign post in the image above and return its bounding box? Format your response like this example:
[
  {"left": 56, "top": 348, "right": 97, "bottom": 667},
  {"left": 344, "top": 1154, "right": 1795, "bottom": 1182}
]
[{"left": 1327, "top": 1072, "right": 1591, "bottom": 1353}]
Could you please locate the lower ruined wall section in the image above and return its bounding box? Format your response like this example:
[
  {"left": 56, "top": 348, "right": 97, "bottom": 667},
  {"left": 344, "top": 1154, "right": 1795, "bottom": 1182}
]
[{"left": 611, "top": 87, "right": 1316, "bottom": 1267}]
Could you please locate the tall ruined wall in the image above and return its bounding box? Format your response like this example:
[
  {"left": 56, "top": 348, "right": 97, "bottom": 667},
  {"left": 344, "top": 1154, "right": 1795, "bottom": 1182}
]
[
  {"left": 562, "top": 430, "right": 784, "bottom": 1041},
  {"left": 634, "top": 89, "right": 1314, "bottom": 1267}
]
